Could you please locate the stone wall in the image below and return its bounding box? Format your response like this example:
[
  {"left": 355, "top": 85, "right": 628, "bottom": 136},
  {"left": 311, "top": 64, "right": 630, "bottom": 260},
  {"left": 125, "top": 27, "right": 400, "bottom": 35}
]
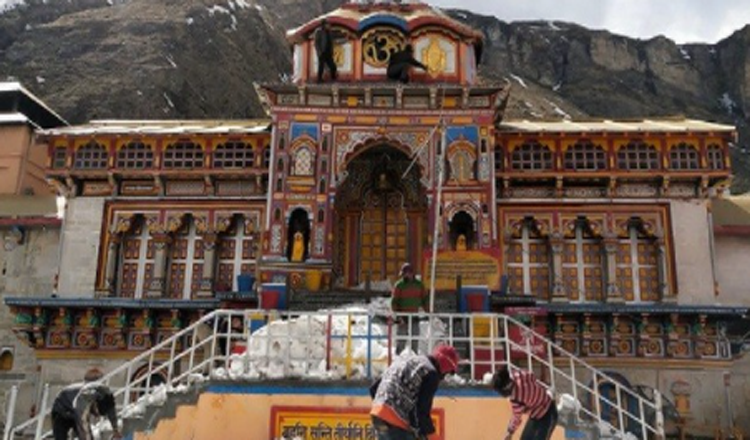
[
  {"left": 0, "top": 225, "right": 60, "bottom": 430},
  {"left": 670, "top": 200, "right": 716, "bottom": 304},
  {"left": 616, "top": 358, "right": 750, "bottom": 436},
  {"left": 57, "top": 197, "right": 105, "bottom": 296},
  {"left": 714, "top": 234, "right": 750, "bottom": 306}
]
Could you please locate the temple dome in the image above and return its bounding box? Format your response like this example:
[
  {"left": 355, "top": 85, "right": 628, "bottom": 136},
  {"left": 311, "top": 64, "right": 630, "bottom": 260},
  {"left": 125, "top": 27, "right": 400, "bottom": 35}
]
[{"left": 286, "top": 0, "right": 484, "bottom": 85}]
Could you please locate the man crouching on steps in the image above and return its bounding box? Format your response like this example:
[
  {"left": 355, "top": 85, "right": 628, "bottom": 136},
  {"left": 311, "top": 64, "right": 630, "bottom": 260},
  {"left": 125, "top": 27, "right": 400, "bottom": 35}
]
[
  {"left": 492, "top": 366, "right": 558, "bottom": 440},
  {"left": 51, "top": 369, "right": 122, "bottom": 440},
  {"left": 370, "top": 345, "right": 459, "bottom": 440}
]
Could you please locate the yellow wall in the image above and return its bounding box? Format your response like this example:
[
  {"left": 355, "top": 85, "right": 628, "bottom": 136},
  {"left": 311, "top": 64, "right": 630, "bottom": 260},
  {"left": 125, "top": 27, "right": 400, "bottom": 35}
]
[{"left": 134, "top": 387, "right": 564, "bottom": 440}]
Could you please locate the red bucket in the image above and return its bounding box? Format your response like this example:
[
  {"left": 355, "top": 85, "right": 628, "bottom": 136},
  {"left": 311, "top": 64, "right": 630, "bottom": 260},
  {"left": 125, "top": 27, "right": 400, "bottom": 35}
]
[
  {"left": 260, "top": 290, "right": 280, "bottom": 310},
  {"left": 466, "top": 293, "right": 487, "bottom": 312}
]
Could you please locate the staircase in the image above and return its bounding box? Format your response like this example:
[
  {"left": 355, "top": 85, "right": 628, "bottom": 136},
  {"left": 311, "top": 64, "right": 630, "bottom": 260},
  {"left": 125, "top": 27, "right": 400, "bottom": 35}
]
[
  {"left": 5, "top": 309, "right": 665, "bottom": 440},
  {"left": 287, "top": 289, "right": 458, "bottom": 313}
]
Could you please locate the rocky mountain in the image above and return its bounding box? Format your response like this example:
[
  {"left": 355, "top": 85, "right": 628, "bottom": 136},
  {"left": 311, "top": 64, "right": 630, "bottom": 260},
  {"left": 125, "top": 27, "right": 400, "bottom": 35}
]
[{"left": 1, "top": 0, "right": 748, "bottom": 191}]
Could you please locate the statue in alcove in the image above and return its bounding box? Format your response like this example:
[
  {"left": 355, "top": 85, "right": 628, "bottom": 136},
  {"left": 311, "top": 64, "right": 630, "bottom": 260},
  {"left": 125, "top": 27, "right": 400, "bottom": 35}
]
[
  {"left": 291, "top": 231, "right": 305, "bottom": 262},
  {"left": 286, "top": 209, "right": 311, "bottom": 262},
  {"left": 449, "top": 211, "right": 475, "bottom": 251},
  {"left": 456, "top": 234, "right": 468, "bottom": 252}
]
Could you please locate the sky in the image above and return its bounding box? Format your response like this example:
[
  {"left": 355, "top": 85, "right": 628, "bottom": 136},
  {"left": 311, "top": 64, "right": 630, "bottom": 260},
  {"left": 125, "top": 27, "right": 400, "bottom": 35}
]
[
  {"left": 427, "top": 0, "right": 750, "bottom": 44},
  {"left": 2, "top": 0, "right": 748, "bottom": 44}
]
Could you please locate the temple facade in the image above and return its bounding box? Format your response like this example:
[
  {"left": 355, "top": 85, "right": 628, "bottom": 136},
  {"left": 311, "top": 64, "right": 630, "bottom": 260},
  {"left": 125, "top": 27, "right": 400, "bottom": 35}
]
[{"left": 4, "top": 1, "right": 750, "bottom": 435}]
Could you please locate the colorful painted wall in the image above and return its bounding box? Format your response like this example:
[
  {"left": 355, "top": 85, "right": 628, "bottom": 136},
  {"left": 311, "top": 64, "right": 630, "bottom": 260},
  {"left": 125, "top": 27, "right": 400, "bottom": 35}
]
[{"left": 132, "top": 384, "right": 564, "bottom": 440}]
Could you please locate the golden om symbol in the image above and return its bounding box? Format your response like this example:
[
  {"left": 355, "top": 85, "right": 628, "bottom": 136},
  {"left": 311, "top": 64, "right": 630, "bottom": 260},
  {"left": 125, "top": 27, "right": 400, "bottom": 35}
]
[{"left": 362, "top": 28, "right": 406, "bottom": 68}]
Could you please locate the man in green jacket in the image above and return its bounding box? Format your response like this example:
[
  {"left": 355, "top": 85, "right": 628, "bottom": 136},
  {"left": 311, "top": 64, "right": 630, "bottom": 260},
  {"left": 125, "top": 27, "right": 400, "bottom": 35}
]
[{"left": 391, "top": 263, "right": 428, "bottom": 353}]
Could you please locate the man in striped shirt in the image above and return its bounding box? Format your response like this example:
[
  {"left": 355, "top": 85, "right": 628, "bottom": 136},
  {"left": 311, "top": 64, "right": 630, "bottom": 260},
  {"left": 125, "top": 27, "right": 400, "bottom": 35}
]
[
  {"left": 492, "top": 366, "right": 558, "bottom": 440},
  {"left": 391, "top": 263, "right": 428, "bottom": 353}
]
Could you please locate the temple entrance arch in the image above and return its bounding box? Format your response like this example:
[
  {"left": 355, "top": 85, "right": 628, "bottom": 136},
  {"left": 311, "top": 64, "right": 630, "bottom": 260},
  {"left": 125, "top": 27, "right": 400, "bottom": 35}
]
[{"left": 334, "top": 144, "right": 427, "bottom": 288}]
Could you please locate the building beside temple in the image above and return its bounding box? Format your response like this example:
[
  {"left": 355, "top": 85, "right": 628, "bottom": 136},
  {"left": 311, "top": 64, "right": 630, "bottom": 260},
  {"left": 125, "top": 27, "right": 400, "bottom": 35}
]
[
  {"left": 0, "top": 82, "right": 66, "bottom": 428},
  {"left": 3, "top": 0, "right": 750, "bottom": 435}
]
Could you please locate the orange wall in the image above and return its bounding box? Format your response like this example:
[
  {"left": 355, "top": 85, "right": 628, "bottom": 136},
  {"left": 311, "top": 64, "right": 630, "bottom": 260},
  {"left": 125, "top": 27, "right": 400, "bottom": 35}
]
[
  {"left": 0, "top": 125, "right": 50, "bottom": 195},
  {"left": 134, "top": 386, "right": 564, "bottom": 440},
  {"left": 0, "top": 125, "right": 28, "bottom": 194},
  {"left": 21, "top": 139, "right": 54, "bottom": 195}
]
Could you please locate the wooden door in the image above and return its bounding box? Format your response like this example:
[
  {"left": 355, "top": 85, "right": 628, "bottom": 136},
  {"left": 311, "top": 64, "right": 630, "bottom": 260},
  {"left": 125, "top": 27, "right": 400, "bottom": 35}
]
[{"left": 358, "top": 193, "right": 408, "bottom": 283}]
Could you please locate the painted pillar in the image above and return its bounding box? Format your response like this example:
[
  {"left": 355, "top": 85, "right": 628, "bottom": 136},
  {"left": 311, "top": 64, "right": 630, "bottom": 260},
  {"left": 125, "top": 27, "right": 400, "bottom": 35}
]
[
  {"left": 102, "top": 235, "right": 121, "bottom": 296},
  {"left": 146, "top": 233, "right": 171, "bottom": 298},
  {"left": 550, "top": 231, "right": 566, "bottom": 302},
  {"left": 604, "top": 232, "right": 623, "bottom": 303},
  {"left": 656, "top": 233, "right": 673, "bottom": 303},
  {"left": 199, "top": 232, "right": 218, "bottom": 297}
]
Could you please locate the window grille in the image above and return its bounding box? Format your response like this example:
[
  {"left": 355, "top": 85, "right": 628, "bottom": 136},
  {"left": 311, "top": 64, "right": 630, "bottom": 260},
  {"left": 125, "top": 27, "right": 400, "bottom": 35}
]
[
  {"left": 617, "top": 142, "right": 659, "bottom": 171},
  {"left": 564, "top": 142, "right": 606, "bottom": 170},
  {"left": 163, "top": 141, "right": 204, "bottom": 169},
  {"left": 510, "top": 142, "right": 553, "bottom": 171},
  {"left": 74, "top": 141, "right": 108, "bottom": 170},
  {"left": 117, "top": 142, "right": 154, "bottom": 169},
  {"left": 214, "top": 141, "right": 255, "bottom": 168},
  {"left": 669, "top": 143, "right": 700, "bottom": 170},
  {"left": 707, "top": 144, "right": 725, "bottom": 170}
]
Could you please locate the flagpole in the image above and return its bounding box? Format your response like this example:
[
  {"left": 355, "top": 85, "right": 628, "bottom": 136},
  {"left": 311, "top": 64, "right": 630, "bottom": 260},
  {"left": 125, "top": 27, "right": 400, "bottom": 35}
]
[{"left": 429, "top": 119, "right": 446, "bottom": 314}]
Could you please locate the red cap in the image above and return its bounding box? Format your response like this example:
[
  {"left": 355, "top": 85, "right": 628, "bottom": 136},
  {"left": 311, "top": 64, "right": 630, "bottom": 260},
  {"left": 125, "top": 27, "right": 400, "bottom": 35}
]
[{"left": 432, "top": 345, "right": 459, "bottom": 374}]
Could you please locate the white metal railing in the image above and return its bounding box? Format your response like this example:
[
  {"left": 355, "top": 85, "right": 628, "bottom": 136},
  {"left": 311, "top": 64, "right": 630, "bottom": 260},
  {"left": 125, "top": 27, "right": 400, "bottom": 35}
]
[{"left": 5, "top": 309, "right": 665, "bottom": 440}]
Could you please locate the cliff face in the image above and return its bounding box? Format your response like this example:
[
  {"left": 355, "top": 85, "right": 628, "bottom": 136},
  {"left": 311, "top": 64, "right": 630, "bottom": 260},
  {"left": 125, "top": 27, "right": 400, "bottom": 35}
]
[{"left": 1, "top": 0, "right": 748, "bottom": 190}]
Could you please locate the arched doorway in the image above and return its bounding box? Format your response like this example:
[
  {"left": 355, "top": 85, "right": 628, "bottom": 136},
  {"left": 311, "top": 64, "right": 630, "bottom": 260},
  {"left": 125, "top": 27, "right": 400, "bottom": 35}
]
[
  {"left": 335, "top": 145, "right": 427, "bottom": 287},
  {"left": 449, "top": 211, "right": 475, "bottom": 251},
  {"left": 286, "top": 208, "right": 310, "bottom": 262}
]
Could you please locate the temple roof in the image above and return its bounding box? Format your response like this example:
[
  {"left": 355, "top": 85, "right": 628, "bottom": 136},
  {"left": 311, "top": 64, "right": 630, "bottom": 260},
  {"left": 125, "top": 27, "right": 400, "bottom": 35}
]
[
  {"left": 498, "top": 118, "right": 736, "bottom": 134},
  {"left": 286, "top": 1, "right": 483, "bottom": 54},
  {"left": 0, "top": 82, "right": 68, "bottom": 129},
  {"left": 41, "top": 119, "right": 271, "bottom": 137}
]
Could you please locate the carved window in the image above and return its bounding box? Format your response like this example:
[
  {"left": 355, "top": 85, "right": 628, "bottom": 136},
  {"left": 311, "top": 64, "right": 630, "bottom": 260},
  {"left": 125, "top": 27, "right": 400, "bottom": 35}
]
[
  {"left": 292, "top": 147, "right": 314, "bottom": 176},
  {"left": 263, "top": 147, "right": 271, "bottom": 168},
  {"left": 319, "top": 178, "right": 327, "bottom": 194},
  {"left": 616, "top": 219, "right": 660, "bottom": 303},
  {"left": 449, "top": 149, "right": 475, "bottom": 182},
  {"left": 213, "top": 141, "right": 255, "bottom": 168},
  {"left": 617, "top": 142, "right": 659, "bottom": 171},
  {"left": 167, "top": 218, "right": 204, "bottom": 300},
  {"left": 118, "top": 217, "right": 155, "bottom": 299},
  {"left": 52, "top": 147, "right": 67, "bottom": 169},
  {"left": 564, "top": 142, "right": 606, "bottom": 170},
  {"left": 0, "top": 348, "right": 13, "bottom": 371},
  {"left": 163, "top": 141, "right": 204, "bottom": 169},
  {"left": 507, "top": 219, "right": 550, "bottom": 299},
  {"left": 707, "top": 144, "right": 725, "bottom": 170},
  {"left": 117, "top": 142, "right": 154, "bottom": 169},
  {"left": 74, "top": 141, "right": 108, "bottom": 170},
  {"left": 669, "top": 143, "right": 700, "bottom": 170},
  {"left": 562, "top": 219, "right": 604, "bottom": 302},
  {"left": 494, "top": 148, "right": 504, "bottom": 173},
  {"left": 217, "top": 215, "right": 257, "bottom": 292},
  {"left": 510, "top": 142, "right": 553, "bottom": 171}
]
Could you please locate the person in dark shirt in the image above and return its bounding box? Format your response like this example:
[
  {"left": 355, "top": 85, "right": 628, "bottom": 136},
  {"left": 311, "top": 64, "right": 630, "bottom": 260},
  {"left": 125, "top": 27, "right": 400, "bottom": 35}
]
[
  {"left": 314, "top": 19, "right": 338, "bottom": 82},
  {"left": 387, "top": 45, "right": 427, "bottom": 84},
  {"left": 370, "top": 345, "right": 459, "bottom": 439},
  {"left": 51, "top": 369, "right": 121, "bottom": 440}
]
